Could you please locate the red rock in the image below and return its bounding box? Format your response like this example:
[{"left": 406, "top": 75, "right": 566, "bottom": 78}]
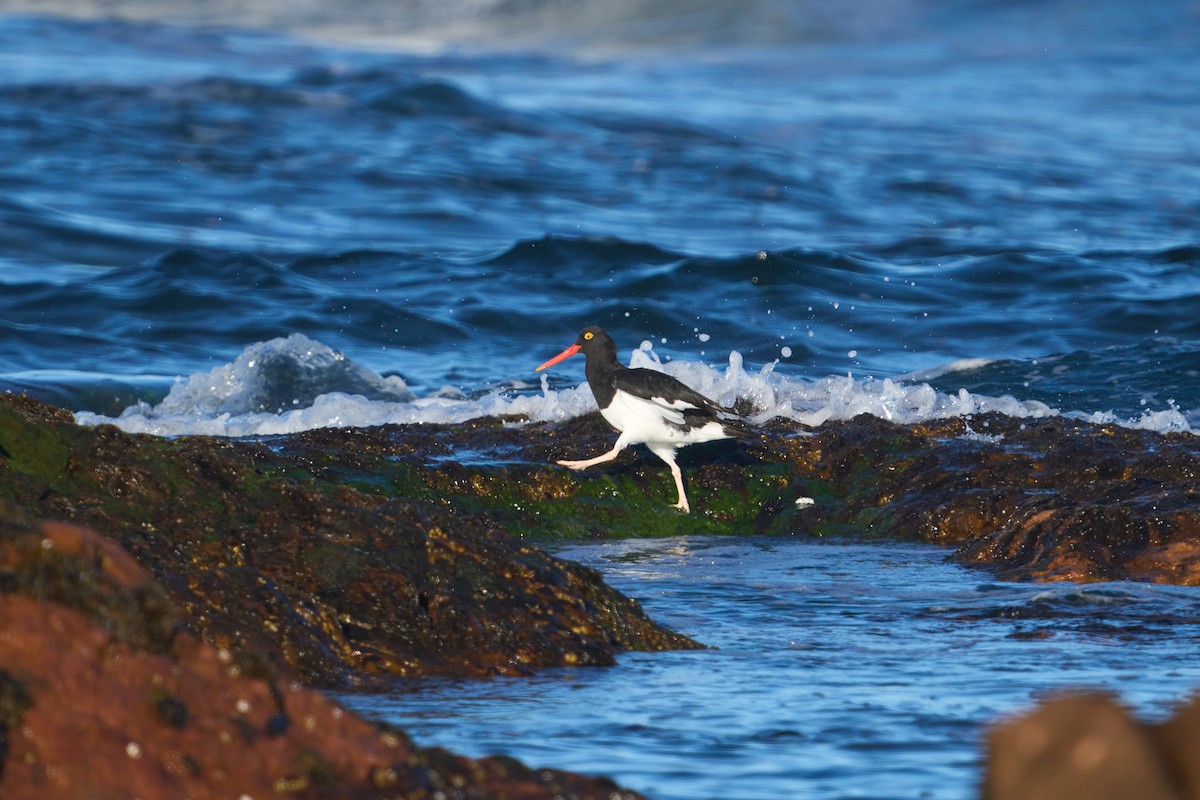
[{"left": 0, "top": 520, "right": 645, "bottom": 800}]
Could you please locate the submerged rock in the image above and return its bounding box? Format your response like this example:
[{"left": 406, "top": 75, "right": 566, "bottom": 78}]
[{"left": 0, "top": 518, "right": 644, "bottom": 800}]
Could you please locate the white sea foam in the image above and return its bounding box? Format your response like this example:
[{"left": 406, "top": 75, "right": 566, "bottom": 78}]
[
  {"left": 73, "top": 335, "right": 1193, "bottom": 437},
  {"left": 901, "top": 358, "right": 997, "bottom": 383}
]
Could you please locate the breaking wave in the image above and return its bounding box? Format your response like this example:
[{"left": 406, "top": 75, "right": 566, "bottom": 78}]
[{"left": 72, "top": 333, "right": 1192, "bottom": 437}]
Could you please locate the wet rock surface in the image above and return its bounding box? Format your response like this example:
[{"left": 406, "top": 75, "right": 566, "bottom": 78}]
[
  {"left": 984, "top": 692, "right": 1200, "bottom": 800},
  {"left": 0, "top": 394, "right": 700, "bottom": 689},
  {"left": 275, "top": 407, "right": 1200, "bottom": 584},
  {"left": 0, "top": 518, "right": 645, "bottom": 800},
  {"left": 3, "top": 393, "right": 1200, "bottom": 798},
  {"left": 766, "top": 413, "right": 1200, "bottom": 583},
  {"left": 2, "top": 393, "right": 1198, "bottom": 694}
]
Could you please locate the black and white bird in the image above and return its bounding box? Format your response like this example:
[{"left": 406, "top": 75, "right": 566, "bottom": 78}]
[{"left": 535, "top": 325, "right": 747, "bottom": 513}]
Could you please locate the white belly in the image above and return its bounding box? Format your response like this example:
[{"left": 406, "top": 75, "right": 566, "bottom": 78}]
[{"left": 600, "top": 390, "right": 730, "bottom": 447}]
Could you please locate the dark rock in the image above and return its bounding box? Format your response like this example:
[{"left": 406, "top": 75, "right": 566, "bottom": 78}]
[
  {"left": 272, "top": 409, "right": 1200, "bottom": 585},
  {"left": 777, "top": 414, "right": 1200, "bottom": 584},
  {"left": 0, "top": 518, "right": 646, "bottom": 799},
  {"left": 0, "top": 668, "right": 33, "bottom": 781},
  {"left": 0, "top": 395, "right": 701, "bottom": 688},
  {"left": 2, "top": 393, "right": 1199, "bottom": 797},
  {"left": 5, "top": 390, "right": 1200, "bottom": 697}
]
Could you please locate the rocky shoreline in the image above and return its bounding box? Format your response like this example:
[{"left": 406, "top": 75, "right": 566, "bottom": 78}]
[
  {"left": 0, "top": 518, "right": 645, "bottom": 799},
  {"left": 0, "top": 394, "right": 701, "bottom": 688},
  {"left": 2, "top": 391, "right": 1200, "bottom": 797}
]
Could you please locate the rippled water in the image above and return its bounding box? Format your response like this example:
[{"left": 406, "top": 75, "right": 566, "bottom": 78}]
[
  {"left": 2, "top": 2, "right": 1199, "bottom": 433},
  {"left": 340, "top": 537, "right": 1200, "bottom": 799}
]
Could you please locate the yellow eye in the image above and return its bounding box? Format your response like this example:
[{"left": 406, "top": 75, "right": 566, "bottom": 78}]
[{"left": 583, "top": 331, "right": 594, "bottom": 340}]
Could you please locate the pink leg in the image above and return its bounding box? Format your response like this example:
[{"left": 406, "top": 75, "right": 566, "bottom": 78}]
[
  {"left": 558, "top": 435, "right": 629, "bottom": 471},
  {"left": 648, "top": 443, "right": 690, "bottom": 513}
]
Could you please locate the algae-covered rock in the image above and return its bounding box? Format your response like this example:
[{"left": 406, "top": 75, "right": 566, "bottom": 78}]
[
  {"left": 270, "top": 408, "right": 1200, "bottom": 584},
  {"left": 4, "top": 390, "right": 1199, "bottom": 698},
  {"left": 767, "top": 413, "right": 1200, "bottom": 584},
  {"left": 0, "top": 519, "right": 645, "bottom": 800},
  {"left": 0, "top": 395, "right": 700, "bottom": 687}
]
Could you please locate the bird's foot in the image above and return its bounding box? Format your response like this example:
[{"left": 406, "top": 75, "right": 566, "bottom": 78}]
[
  {"left": 557, "top": 459, "right": 592, "bottom": 471},
  {"left": 671, "top": 499, "right": 691, "bottom": 514}
]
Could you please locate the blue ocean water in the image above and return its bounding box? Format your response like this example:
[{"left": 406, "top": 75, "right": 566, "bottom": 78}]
[
  {"left": 1, "top": 0, "right": 1198, "bottom": 434},
  {"left": 340, "top": 537, "right": 1200, "bottom": 800},
  {"left": 3, "top": 2, "right": 1200, "bottom": 797}
]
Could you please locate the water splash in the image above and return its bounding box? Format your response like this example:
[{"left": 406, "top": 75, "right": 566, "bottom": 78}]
[{"left": 73, "top": 334, "right": 1191, "bottom": 437}]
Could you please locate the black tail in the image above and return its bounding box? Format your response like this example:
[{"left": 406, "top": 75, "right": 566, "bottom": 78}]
[{"left": 719, "top": 412, "right": 754, "bottom": 439}]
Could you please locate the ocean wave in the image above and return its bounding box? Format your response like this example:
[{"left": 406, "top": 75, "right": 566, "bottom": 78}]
[{"left": 73, "top": 332, "right": 1195, "bottom": 438}]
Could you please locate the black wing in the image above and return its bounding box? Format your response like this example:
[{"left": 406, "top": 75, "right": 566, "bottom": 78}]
[{"left": 613, "top": 368, "right": 750, "bottom": 436}]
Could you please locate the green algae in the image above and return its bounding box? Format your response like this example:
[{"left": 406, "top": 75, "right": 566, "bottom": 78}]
[
  {"left": 0, "top": 391, "right": 926, "bottom": 552},
  {"left": 0, "top": 403, "right": 73, "bottom": 485}
]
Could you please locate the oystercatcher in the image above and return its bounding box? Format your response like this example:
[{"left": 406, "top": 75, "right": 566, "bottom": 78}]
[{"left": 535, "top": 325, "right": 747, "bottom": 513}]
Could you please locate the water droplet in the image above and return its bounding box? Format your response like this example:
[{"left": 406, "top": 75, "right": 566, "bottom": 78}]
[
  {"left": 781, "top": 347, "right": 793, "bottom": 358},
  {"left": 848, "top": 350, "right": 858, "bottom": 358}
]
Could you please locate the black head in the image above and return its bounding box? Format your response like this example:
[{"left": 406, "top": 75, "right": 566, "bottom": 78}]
[
  {"left": 574, "top": 325, "right": 617, "bottom": 356},
  {"left": 535, "top": 325, "right": 618, "bottom": 372}
]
